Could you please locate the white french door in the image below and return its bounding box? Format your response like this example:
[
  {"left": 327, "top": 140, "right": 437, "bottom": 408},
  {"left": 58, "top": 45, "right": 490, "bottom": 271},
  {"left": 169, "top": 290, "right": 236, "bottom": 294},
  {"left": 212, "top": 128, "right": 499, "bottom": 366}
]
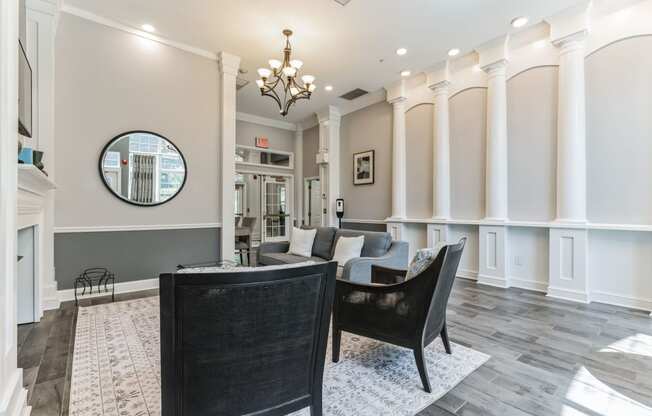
[{"left": 262, "top": 176, "right": 291, "bottom": 242}]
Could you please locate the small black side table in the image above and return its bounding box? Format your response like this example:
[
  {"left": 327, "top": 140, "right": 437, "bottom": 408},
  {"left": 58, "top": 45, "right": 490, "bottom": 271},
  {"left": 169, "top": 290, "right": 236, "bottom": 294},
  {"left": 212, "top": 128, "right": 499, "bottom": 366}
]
[{"left": 74, "top": 268, "right": 115, "bottom": 305}]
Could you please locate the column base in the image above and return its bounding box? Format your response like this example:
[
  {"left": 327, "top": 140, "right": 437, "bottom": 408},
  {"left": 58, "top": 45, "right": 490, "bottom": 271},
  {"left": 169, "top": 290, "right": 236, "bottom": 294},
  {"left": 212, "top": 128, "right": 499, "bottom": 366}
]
[
  {"left": 478, "top": 225, "right": 509, "bottom": 289},
  {"left": 547, "top": 227, "right": 589, "bottom": 304},
  {"left": 427, "top": 223, "right": 449, "bottom": 247}
]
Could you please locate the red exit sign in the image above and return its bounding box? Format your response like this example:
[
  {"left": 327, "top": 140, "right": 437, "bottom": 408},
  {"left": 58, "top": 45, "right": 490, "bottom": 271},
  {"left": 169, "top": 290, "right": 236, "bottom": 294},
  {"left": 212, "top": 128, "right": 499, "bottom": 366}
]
[{"left": 255, "top": 136, "right": 269, "bottom": 148}]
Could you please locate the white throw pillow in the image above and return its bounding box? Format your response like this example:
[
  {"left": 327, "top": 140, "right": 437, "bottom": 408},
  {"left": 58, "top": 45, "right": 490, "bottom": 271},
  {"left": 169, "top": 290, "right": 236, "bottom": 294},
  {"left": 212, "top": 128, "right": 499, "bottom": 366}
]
[
  {"left": 288, "top": 227, "right": 317, "bottom": 258},
  {"left": 332, "top": 236, "right": 365, "bottom": 268},
  {"left": 405, "top": 242, "right": 447, "bottom": 280}
]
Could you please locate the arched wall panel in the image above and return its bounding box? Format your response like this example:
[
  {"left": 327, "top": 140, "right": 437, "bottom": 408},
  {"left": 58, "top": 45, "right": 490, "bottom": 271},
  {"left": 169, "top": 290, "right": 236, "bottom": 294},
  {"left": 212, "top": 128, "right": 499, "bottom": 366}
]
[
  {"left": 449, "top": 88, "right": 487, "bottom": 220},
  {"left": 507, "top": 66, "right": 558, "bottom": 221},
  {"left": 586, "top": 36, "right": 652, "bottom": 224},
  {"left": 406, "top": 103, "right": 433, "bottom": 219}
]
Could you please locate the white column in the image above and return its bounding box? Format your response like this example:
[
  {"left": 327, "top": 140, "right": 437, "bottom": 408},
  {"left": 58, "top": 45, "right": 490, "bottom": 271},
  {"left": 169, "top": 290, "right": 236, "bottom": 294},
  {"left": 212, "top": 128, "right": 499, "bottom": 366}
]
[
  {"left": 482, "top": 60, "right": 509, "bottom": 221},
  {"left": 0, "top": 0, "right": 28, "bottom": 413},
  {"left": 316, "top": 106, "right": 341, "bottom": 227},
  {"left": 218, "top": 52, "right": 240, "bottom": 261},
  {"left": 390, "top": 98, "right": 407, "bottom": 219},
  {"left": 26, "top": 0, "right": 59, "bottom": 313},
  {"left": 554, "top": 33, "right": 587, "bottom": 223},
  {"left": 430, "top": 81, "right": 451, "bottom": 220},
  {"left": 294, "top": 128, "right": 303, "bottom": 227}
]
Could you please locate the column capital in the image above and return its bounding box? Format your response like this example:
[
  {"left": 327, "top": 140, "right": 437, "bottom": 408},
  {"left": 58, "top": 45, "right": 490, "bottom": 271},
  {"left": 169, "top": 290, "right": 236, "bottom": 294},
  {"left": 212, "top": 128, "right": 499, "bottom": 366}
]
[
  {"left": 316, "top": 105, "right": 341, "bottom": 125},
  {"left": 218, "top": 51, "right": 241, "bottom": 76},
  {"left": 552, "top": 30, "right": 588, "bottom": 51},
  {"left": 385, "top": 80, "right": 407, "bottom": 104},
  {"left": 426, "top": 61, "right": 451, "bottom": 91},
  {"left": 429, "top": 81, "right": 451, "bottom": 96},
  {"left": 482, "top": 60, "right": 508, "bottom": 77},
  {"left": 546, "top": 1, "right": 590, "bottom": 47},
  {"left": 477, "top": 35, "right": 509, "bottom": 72}
]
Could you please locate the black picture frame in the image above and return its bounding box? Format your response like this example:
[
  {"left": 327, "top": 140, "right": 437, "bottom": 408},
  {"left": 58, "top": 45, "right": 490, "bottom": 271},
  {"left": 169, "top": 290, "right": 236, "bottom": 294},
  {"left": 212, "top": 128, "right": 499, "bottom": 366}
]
[
  {"left": 98, "top": 130, "right": 188, "bottom": 207},
  {"left": 353, "top": 150, "right": 375, "bottom": 185}
]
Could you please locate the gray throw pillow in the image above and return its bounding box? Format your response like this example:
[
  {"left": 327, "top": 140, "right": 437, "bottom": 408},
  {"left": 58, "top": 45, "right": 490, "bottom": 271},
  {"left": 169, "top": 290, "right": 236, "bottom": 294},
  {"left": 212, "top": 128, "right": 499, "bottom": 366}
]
[{"left": 405, "top": 242, "right": 447, "bottom": 280}]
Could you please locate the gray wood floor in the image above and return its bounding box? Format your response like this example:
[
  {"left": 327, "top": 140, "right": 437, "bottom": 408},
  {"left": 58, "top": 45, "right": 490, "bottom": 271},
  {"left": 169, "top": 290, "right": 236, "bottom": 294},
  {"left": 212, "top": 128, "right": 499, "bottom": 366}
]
[{"left": 18, "top": 280, "right": 652, "bottom": 415}]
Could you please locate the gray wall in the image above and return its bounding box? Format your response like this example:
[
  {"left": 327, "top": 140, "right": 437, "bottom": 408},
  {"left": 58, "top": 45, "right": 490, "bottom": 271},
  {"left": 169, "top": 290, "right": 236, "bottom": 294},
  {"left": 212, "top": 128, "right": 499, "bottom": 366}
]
[
  {"left": 54, "top": 228, "right": 221, "bottom": 289},
  {"left": 450, "top": 88, "right": 487, "bottom": 220},
  {"left": 54, "top": 14, "right": 220, "bottom": 228},
  {"left": 507, "top": 66, "right": 558, "bottom": 221},
  {"left": 406, "top": 103, "right": 434, "bottom": 219},
  {"left": 303, "top": 125, "right": 320, "bottom": 178},
  {"left": 339, "top": 101, "right": 393, "bottom": 220},
  {"left": 586, "top": 36, "right": 652, "bottom": 224},
  {"left": 236, "top": 120, "right": 294, "bottom": 152}
]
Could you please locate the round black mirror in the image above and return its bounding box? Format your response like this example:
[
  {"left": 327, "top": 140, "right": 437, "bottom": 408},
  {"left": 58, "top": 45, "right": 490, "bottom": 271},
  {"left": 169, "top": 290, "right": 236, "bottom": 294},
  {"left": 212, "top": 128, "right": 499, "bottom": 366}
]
[{"left": 99, "top": 131, "right": 187, "bottom": 206}]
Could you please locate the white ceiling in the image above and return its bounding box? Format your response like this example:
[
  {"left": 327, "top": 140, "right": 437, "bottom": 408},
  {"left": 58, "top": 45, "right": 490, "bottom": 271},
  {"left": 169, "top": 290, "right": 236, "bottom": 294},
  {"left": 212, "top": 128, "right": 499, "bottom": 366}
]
[{"left": 63, "top": 0, "right": 583, "bottom": 123}]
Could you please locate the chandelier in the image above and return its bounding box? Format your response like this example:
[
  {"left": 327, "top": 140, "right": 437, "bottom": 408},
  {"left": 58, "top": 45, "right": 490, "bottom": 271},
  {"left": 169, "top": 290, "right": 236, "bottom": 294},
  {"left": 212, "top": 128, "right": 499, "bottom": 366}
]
[{"left": 256, "top": 29, "right": 316, "bottom": 117}]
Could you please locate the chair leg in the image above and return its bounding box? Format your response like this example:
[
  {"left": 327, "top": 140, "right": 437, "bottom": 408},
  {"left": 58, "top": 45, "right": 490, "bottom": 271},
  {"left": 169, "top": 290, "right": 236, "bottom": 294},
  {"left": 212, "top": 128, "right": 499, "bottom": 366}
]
[
  {"left": 441, "top": 322, "right": 452, "bottom": 354},
  {"left": 239, "top": 250, "right": 244, "bottom": 265},
  {"left": 310, "top": 387, "right": 323, "bottom": 416},
  {"left": 413, "top": 347, "right": 432, "bottom": 393},
  {"left": 332, "top": 328, "right": 342, "bottom": 363}
]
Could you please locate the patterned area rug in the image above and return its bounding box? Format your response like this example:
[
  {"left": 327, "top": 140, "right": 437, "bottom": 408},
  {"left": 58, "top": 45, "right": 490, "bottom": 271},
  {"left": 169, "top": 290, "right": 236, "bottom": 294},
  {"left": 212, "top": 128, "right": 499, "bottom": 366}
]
[{"left": 70, "top": 297, "right": 489, "bottom": 416}]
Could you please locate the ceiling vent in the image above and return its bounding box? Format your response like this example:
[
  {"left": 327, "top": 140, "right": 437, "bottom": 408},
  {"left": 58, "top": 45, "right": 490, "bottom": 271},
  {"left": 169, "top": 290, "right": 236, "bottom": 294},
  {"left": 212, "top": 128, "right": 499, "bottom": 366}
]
[
  {"left": 334, "top": 0, "right": 352, "bottom": 5},
  {"left": 339, "top": 88, "right": 368, "bottom": 100}
]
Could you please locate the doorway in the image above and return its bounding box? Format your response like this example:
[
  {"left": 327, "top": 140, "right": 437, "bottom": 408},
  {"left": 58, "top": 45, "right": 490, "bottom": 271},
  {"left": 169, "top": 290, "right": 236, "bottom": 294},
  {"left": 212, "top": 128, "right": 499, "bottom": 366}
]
[
  {"left": 235, "top": 172, "right": 293, "bottom": 245},
  {"left": 304, "top": 177, "right": 322, "bottom": 228}
]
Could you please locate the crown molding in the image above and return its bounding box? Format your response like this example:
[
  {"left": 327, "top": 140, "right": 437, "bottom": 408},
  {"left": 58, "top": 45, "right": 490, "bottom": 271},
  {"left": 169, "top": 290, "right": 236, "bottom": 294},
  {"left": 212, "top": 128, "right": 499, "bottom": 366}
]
[
  {"left": 236, "top": 112, "right": 298, "bottom": 131},
  {"left": 60, "top": 3, "right": 218, "bottom": 61}
]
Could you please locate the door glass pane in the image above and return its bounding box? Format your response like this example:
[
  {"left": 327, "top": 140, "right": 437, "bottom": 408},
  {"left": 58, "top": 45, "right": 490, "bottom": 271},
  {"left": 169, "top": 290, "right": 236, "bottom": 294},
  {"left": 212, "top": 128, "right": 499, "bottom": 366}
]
[{"left": 265, "top": 180, "right": 288, "bottom": 240}]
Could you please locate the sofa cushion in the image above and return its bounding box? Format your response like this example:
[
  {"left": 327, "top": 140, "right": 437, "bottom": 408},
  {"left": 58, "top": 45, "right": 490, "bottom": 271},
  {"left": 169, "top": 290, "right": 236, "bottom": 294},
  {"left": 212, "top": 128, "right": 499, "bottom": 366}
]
[
  {"left": 288, "top": 227, "right": 317, "bottom": 257},
  {"left": 333, "top": 229, "right": 392, "bottom": 258},
  {"left": 305, "top": 226, "right": 337, "bottom": 259},
  {"left": 258, "top": 252, "right": 327, "bottom": 266}
]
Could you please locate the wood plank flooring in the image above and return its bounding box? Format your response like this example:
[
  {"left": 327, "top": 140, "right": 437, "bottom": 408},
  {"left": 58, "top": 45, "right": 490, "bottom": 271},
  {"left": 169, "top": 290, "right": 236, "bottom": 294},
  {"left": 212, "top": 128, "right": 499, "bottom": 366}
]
[{"left": 18, "top": 280, "right": 652, "bottom": 415}]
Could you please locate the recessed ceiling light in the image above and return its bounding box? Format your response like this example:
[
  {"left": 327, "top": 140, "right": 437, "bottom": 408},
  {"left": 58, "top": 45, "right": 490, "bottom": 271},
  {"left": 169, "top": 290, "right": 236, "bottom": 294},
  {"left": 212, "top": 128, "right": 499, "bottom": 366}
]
[
  {"left": 396, "top": 48, "right": 407, "bottom": 56},
  {"left": 448, "top": 48, "right": 460, "bottom": 57},
  {"left": 400, "top": 70, "right": 411, "bottom": 77},
  {"left": 511, "top": 16, "right": 528, "bottom": 28},
  {"left": 141, "top": 24, "right": 156, "bottom": 33},
  {"left": 325, "top": 85, "right": 334, "bottom": 92}
]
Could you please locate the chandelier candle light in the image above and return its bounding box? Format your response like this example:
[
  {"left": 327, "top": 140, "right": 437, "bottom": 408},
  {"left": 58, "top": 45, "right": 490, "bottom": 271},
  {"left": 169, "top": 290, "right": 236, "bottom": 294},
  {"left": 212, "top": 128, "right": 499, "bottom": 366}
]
[{"left": 256, "top": 29, "right": 316, "bottom": 117}]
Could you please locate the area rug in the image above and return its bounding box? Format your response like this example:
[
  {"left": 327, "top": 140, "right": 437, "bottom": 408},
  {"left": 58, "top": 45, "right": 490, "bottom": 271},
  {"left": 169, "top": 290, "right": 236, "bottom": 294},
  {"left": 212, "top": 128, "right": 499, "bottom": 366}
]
[{"left": 69, "top": 297, "right": 489, "bottom": 416}]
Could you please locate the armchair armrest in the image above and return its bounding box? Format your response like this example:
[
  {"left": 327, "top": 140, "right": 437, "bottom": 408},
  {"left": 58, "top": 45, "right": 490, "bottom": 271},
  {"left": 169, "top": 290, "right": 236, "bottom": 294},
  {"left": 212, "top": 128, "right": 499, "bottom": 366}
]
[
  {"left": 257, "top": 241, "right": 290, "bottom": 255},
  {"left": 341, "top": 240, "right": 408, "bottom": 283},
  {"left": 371, "top": 265, "right": 407, "bottom": 285}
]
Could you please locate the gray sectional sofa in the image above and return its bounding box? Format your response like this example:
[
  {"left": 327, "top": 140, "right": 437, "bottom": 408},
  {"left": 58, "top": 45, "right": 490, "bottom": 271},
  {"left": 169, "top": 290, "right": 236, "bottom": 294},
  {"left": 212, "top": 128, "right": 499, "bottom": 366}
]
[{"left": 257, "top": 227, "right": 409, "bottom": 283}]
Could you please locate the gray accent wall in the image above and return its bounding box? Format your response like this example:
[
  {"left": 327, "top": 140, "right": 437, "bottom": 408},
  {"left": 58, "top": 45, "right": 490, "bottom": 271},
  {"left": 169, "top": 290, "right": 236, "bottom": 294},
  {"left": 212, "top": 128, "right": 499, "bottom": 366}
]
[
  {"left": 450, "top": 88, "right": 487, "bottom": 220},
  {"left": 587, "top": 36, "right": 652, "bottom": 224},
  {"left": 303, "top": 125, "right": 320, "bottom": 179},
  {"left": 339, "top": 101, "right": 393, "bottom": 220},
  {"left": 340, "top": 222, "right": 387, "bottom": 232},
  {"left": 507, "top": 66, "right": 558, "bottom": 221},
  {"left": 54, "top": 14, "right": 220, "bottom": 228},
  {"left": 54, "top": 228, "right": 221, "bottom": 289},
  {"left": 406, "top": 104, "right": 434, "bottom": 219},
  {"left": 236, "top": 120, "right": 294, "bottom": 152}
]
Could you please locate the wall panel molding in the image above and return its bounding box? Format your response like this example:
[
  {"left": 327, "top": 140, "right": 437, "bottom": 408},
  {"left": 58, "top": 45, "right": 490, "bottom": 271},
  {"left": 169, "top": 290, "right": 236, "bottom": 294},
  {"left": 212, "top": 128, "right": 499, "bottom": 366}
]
[{"left": 54, "top": 223, "right": 222, "bottom": 233}]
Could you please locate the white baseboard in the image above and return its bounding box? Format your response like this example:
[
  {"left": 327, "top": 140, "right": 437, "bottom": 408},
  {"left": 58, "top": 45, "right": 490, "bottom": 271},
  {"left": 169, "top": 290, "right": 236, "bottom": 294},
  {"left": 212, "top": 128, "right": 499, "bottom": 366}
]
[
  {"left": 457, "top": 269, "right": 478, "bottom": 280},
  {"left": 591, "top": 290, "right": 652, "bottom": 313},
  {"left": 58, "top": 278, "right": 159, "bottom": 303},
  {"left": 477, "top": 273, "right": 510, "bottom": 288},
  {"left": 547, "top": 286, "right": 590, "bottom": 304},
  {"left": 0, "top": 370, "right": 27, "bottom": 416},
  {"left": 509, "top": 277, "right": 548, "bottom": 293}
]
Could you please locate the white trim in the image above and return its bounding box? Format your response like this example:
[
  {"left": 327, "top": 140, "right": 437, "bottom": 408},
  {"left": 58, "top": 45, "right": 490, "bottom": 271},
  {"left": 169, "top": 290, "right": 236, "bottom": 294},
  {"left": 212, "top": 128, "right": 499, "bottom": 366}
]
[
  {"left": 457, "top": 269, "right": 479, "bottom": 281},
  {"left": 509, "top": 277, "right": 548, "bottom": 293},
  {"left": 591, "top": 290, "right": 652, "bottom": 313},
  {"left": 0, "top": 370, "right": 28, "bottom": 416},
  {"left": 60, "top": 4, "right": 218, "bottom": 60},
  {"left": 236, "top": 144, "right": 294, "bottom": 170},
  {"left": 25, "top": 0, "right": 58, "bottom": 16},
  {"left": 57, "top": 278, "right": 159, "bottom": 303},
  {"left": 547, "top": 286, "right": 590, "bottom": 304},
  {"left": 477, "top": 274, "right": 510, "bottom": 289},
  {"left": 236, "top": 112, "right": 297, "bottom": 131},
  {"left": 54, "top": 223, "right": 222, "bottom": 233},
  {"left": 341, "top": 218, "right": 387, "bottom": 225}
]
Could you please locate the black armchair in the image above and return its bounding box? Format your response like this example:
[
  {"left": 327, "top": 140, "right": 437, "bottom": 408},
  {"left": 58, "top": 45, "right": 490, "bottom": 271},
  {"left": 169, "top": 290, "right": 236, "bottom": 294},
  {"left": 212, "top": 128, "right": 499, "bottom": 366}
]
[
  {"left": 160, "top": 262, "right": 338, "bottom": 416},
  {"left": 332, "top": 238, "right": 466, "bottom": 393}
]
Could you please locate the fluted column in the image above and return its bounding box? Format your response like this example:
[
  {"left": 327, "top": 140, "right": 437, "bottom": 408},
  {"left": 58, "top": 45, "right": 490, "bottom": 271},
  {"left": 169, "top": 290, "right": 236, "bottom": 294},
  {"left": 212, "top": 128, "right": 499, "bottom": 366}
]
[
  {"left": 316, "top": 106, "right": 341, "bottom": 227},
  {"left": 218, "top": 52, "right": 241, "bottom": 261},
  {"left": 483, "top": 61, "right": 509, "bottom": 221},
  {"left": 390, "top": 97, "right": 407, "bottom": 219},
  {"left": 554, "top": 33, "right": 587, "bottom": 223},
  {"left": 294, "top": 128, "right": 303, "bottom": 227},
  {"left": 430, "top": 81, "right": 451, "bottom": 220}
]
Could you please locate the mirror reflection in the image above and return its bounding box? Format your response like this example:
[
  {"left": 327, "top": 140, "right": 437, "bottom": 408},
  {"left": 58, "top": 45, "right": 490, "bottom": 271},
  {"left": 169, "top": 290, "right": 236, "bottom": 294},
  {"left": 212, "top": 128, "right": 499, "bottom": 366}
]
[{"left": 100, "top": 131, "right": 186, "bottom": 206}]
